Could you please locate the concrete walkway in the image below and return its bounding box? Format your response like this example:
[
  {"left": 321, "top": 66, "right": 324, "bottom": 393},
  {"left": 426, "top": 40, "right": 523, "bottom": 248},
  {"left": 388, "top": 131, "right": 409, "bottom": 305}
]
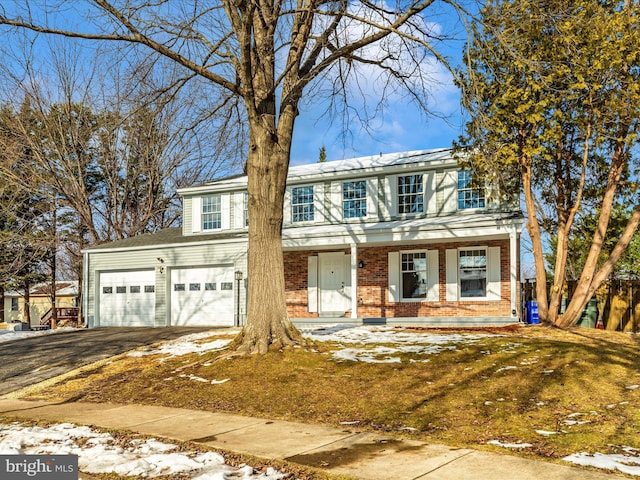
[{"left": 0, "top": 398, "right": 624, "bottom": 480}]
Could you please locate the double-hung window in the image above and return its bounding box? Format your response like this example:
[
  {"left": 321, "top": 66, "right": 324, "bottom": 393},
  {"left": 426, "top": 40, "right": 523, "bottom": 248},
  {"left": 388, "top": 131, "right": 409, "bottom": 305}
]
[
  {"left": 343, "top": 180, "right": 367, "bottom": 219},
  {"left": 202, "top": 195, "right": 222, "bottom": 230},
  {"left": 459, "top": 249, "right": 487, "bottom": 298},
  {"left": 11, "top": 298, "right": 18, "bottom": 311},
  {"left": 398, "top": 174, "right": 424, "bottom": 214},
  {"left": 292, "top": 185, "right": 314, "bottom": 222},
  {"left": 458, "top": 171, "right": 485, "bottom": 210},
  {"left": 401, "top": 251, "right": 427, "bottom": 299}
]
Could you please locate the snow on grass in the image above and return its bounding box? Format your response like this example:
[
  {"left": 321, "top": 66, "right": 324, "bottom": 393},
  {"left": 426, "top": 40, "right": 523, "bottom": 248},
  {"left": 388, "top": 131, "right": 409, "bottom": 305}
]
[
  {"left": 487, "top": 440, "right": 533, "bottom": 449},
  {"left": 0, "top": 327, "right": 81, "bottom": 344},
  {"left": 301, "top": 325, "right": 502, "bottom": 363},
  {"left": 128, "top": 330, "right": 237, "bottom": 359},
  {"left": 0, "top": 422, "right": 286, "bottom": 479},
  {"left": 564, "top": 449, "right": 640, "bottom": 476}
]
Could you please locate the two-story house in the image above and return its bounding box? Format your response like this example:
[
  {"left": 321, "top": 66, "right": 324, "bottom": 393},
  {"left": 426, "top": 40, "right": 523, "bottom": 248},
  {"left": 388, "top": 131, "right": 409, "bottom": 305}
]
[{"left": 82, "top": 148, "right": 524, "bottom": 328}]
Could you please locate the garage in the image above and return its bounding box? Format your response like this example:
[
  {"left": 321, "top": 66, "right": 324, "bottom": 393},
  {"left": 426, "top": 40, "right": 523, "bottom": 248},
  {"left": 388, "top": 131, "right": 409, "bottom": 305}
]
[
  {"left": 98, "top": 270, "right": 156, "bottom": 327},
  {"left": 171, "top": 266, "right": 235, "bottom": 326}
]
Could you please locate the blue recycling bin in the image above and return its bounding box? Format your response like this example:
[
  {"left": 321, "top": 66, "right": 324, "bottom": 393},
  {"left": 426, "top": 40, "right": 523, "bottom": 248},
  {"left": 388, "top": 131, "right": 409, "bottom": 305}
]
[{"left": 525, "top": 301, "right": 539, "bottom": 324}]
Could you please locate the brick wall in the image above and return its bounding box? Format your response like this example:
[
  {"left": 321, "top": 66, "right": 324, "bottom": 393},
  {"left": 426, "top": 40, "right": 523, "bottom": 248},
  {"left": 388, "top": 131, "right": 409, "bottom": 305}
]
[{"left": 284, "top": 239, "right": 513, "bottom": 318}]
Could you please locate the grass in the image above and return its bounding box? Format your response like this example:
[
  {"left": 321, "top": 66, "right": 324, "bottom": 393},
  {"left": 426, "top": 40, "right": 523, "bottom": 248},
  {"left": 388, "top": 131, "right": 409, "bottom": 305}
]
[{"left": 18, "top": 324, "right": 640, "bottom": 471}]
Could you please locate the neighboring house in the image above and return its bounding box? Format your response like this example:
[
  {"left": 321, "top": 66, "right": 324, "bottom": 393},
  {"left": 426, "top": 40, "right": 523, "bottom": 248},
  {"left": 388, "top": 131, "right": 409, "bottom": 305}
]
[
  {"left": 82, "top": 148, "right": 524, "bottom": 328},
  {"left": 3, "top": 281, "right": 79, "bottom": 326}
]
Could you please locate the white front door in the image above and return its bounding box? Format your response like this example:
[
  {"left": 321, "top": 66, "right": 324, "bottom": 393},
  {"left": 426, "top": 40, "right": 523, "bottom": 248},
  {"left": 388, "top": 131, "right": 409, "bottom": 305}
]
[{"left": 319, "top": 252, "right": 350, "bottom": 314}]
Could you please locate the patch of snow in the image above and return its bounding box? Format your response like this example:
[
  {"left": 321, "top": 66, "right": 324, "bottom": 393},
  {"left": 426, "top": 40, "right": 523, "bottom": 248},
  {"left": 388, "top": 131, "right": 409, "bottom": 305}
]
[
  {"left": 302, "top": 325, "right": 501, "bottom": 363},
  {"left": 626, "top": 385, "right": 639, "bottom": 390},
  {"left": 0, "top": 327, "right": 81, "bottom": 344},
  {"left": 535, "top": 430, "right": 558, "bottom": 436},
  {"left": 0, "top": 422, "right": 287, "bottom": 479},
  {"left": 564, "top": 452, "right": 640, "bottom": 476},
  {"left": 487, "top": 440, "right": 532, "bottom": 449},
  {"left": 495, "top": 366, "right": 517, "bottom": 373},
  {"left": 128, "top": 331, "right": 236, "bottom": 359}
]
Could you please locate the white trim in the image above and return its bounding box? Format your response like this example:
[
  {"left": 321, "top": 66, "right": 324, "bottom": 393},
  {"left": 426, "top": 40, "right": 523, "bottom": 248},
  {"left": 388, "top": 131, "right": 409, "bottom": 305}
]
[
  {"left": 308, "top": 256, "right": 318, "bottom": 313},
  {"left": 191, "top": 197, "right": 202, "bottom": 233},
  {"left": 350, "top": 244, "right": 358, "bottom": 318},
  {"left": 445, "top": 248, "right": 458, "bottom": 301},
  {"left": 283, "top": 188, "right": 291, "bottom": 225},
  {"left": 510, "top": 230, "right": 518, "bottom": 316},
  {"left": 388, "top": 252, "right": 400, "bottom": 302}
]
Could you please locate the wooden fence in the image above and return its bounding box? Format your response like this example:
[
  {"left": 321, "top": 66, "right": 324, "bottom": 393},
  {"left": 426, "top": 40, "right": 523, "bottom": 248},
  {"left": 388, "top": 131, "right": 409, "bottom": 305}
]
[{"left": 521, "top": 280, "right": 640, "bottom": 332}]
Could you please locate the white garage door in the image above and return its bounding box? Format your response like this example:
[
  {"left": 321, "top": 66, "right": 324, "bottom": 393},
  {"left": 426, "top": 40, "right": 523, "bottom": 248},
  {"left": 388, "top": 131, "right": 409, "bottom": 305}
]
[
  {"left": 171, "top": 267, "right": 235, "bottom": 326},
  {"left": 99, "top": 270, "right": 156, "bottom": 327}
]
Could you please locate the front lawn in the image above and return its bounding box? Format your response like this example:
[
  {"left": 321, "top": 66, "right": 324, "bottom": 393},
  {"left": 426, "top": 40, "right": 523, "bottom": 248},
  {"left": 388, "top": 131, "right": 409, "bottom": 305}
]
[{"left": 21, "top": 324, "right": 640, "bottom": 472}]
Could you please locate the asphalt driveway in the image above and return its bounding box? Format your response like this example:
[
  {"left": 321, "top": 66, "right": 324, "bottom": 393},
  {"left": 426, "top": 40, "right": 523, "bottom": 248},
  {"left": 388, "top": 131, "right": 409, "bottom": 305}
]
[{"left": 0, "top": 327, "right": 215, "bottom": 395}]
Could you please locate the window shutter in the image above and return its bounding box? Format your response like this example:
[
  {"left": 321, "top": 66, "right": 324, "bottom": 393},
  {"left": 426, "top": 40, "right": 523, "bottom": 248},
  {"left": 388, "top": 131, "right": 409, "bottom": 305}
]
[
  {"left": 427, "top": 250, "right": 440, "bottom": 302},
  {"left": 426, "top": 171, "right": 437, "bottom": 215},
  {"left": 366, "top": 177, "right": 378, "bottom": 219},
  {"left": 487, "top": 246, "right": 501, "bottom": 300},
  {"left": 442, "top": 170, "right": 458, "bottom": 213},
  {"left": 382, "top": 176, "right": 397, "bottom": 219},
  {"left": 234, "top": 192, "right": 244, "bottom": 229},
  {"left": 221, "top": 193, "right": 231, "bottom": 230},
  {"left": 308, "top": 256, "right": 318, "bottom": 312},
  {"left": 192, "top": 197, "right": 202, "bottom": 233},
  {"left": 388, "top": 252, "right": 400, "bottom": 302},
  {"left": 343, "top": 254, "right": 352, "bottom": 309},
  {"left": 331, "top": 181, "right": 342, "bottom": 222},
  {"left": 283, "top": 188, "right": 291, "bottom": 225},
  {"left": 314, "top": 183, "right": 325, "bottom": 222},
  {"left": 445, "top": 248, "right": 458, "bottom": 301}
]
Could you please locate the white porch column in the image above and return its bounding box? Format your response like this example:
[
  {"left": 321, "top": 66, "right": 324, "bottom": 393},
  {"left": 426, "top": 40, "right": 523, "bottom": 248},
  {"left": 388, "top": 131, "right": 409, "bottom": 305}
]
[
  {"left": 510, "top": 230, "right": 518, "bottom": 318},
  {"left": 350, "top": 243, "right": 358, "bottom": 319}
]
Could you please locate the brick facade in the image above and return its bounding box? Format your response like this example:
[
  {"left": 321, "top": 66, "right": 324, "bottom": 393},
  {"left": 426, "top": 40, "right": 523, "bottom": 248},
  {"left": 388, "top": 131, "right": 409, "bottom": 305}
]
[{"left": 284, "top": 239, "right": 513, "bottom": 318}]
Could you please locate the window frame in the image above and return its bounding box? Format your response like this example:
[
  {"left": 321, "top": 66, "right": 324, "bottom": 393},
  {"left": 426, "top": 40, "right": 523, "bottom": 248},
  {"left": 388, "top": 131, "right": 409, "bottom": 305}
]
[
  {"left": 10, "top": 297, "right": 19, "bottom": 311},
  {"left": 342, "top": 180, "right": 367, "bottom": 219},
  {"left": 458, "top": 247, "right": 488, "bottom": 300},
  {"left": 202, "top": 194, "right": 222, "bottom": 231},
  {"left": 457, "top": 171, "right": 486, "bottom": 210},
  {"left": 400, "top": 250, "right": 428, "bottom": 301},
  {"left": 397, "top": 174, "right": 424, "bottom": 215},
  {"left": 291, "top": 185, "right": 315, "bottom": 223}
]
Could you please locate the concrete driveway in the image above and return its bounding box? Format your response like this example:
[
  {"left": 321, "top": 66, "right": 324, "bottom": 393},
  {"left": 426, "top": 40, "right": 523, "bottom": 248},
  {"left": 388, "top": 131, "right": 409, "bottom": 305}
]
[{"left": 0, "top": 327, "right": 215, "bottom": 395}]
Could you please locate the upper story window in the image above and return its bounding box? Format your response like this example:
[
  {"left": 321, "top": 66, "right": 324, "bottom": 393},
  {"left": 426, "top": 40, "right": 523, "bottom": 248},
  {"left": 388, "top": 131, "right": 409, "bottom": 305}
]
[
  {"left": 343, "top": 180, "right": 367, "bottom": 219},
  {"left": 401, "top": 251, "right": 427, "bottom": 299},
  {"left": 458, "top": 171, "right": 485, "bottom": 210},
  {"left": 459, "top": 249, "right": 487, "bottom": 298},
  {"left": 243, "top": 192, "right": 249, "bottom": 227},
  {"left": 202, "top": 195, "right": 222, "bottom": 230},
  {"left": 292, "top": 185, "right": 314, "bottom": 222},
  {"left": 398, "top": 174, "right": 424, "bottom": 214}
]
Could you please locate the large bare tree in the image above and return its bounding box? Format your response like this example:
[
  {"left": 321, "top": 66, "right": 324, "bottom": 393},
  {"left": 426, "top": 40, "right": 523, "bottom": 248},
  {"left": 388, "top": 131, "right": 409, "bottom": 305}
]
[{"left": 1, "top": 0, "right": 465, "bottom": 353}]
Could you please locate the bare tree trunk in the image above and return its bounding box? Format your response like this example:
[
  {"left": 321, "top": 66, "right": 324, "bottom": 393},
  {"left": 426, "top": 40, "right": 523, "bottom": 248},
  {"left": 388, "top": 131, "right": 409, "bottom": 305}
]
[
  {"left": 233, "top": 121, "right": 302, "bottom": 354},
  {"left": 522, "top": 154, "right": 550, "bottom": 322},
  {"left": 23, "top": 281, "right": 31, "bottom": 327}
]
